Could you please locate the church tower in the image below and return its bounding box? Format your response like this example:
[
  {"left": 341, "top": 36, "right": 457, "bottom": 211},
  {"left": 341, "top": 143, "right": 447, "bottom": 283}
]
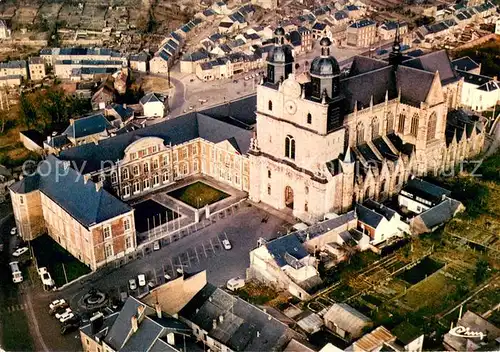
[
  {"left": 266, "top": 27, "right": 294, "bottom": 84},
  {"left": 388, "top": 23, "right": 403, "bottom": 66}
]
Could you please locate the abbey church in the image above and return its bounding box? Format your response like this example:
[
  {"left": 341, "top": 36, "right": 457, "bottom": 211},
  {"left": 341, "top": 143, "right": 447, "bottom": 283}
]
[{"left": 248, "top": 27, "right": 486, "bottom": 222}]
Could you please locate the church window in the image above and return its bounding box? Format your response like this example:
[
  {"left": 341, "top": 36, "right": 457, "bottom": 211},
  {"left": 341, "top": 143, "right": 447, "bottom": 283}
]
[
  {"left": 268, "top": 170, "right": 271, "bottom": 178},
  {"left": 267, "top": 184, "right": 271, "bottom": 195},
  {"left": 268, "top": 100, "right": 273, "bottom": 111},
  {"left": 427, "top": 112, "right": 437, "bottom": 141},
  {"left": 410, "top": 113, "right": 419, "bottom": 137},
  {"left": 398, "top": 113, "right": 406, "bottom": 133},
  {"left": 304, "top": 202, "right": 309, "bottom": 212},
  {"left": 372, "top": 117, "right": 379, "bottom": 139},
  {"left": 386, "top": 112, "right": 394, "bottom": 133},
  {"left": 356, "top": 123, "right": 364, "bottom": 145},
  {"left": 307, "top": 113, "right": 312, "bottom": 124},
  {"left": 285, "top": 135, "right": 296, "bottom": 160}
]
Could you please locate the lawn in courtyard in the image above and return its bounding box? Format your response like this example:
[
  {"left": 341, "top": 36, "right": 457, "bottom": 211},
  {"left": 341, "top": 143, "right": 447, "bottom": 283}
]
[
  {"left": 133, "top": 199, "right": 180, "bottom": 233},
  {"left": 31, "top": 235, "right": 91, "bottom": 287},
  {"left": 168, "top": 181, "right": 229, "bottom": 209}
]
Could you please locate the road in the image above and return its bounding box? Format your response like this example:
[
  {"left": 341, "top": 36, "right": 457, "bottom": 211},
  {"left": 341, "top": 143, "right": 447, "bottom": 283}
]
[{"left": 168, "top": 76, "right": 186, "bottom": 116}]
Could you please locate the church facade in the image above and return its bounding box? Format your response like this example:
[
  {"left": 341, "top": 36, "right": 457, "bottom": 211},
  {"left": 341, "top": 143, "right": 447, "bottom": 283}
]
[{"left": 249, "top": 28, "right": 485, "bottom": 222}]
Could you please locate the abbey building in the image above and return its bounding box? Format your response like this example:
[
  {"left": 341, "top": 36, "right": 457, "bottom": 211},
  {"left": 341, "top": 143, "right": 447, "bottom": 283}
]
[{"left": 248, "top": 28, "right": 485, "bottom": 222}]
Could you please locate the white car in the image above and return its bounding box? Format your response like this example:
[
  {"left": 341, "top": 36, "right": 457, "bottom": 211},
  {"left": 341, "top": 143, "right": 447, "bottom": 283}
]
[
  {"left": 59, "top": 312, "right": 75, "bottom": 323},
  {"left": 222, "top": 239, "right": 232, "bottom": 250},
  {"left": 41, "top": 271, "right": 55, "bottom": 287},
  {"left": 153, "top": 241, "right": 160, "bottom": 251},
  {"left": 12, "top": 247, "right": 28, "bottom": 257},
  {"left": 164, "top": 274, "right": 171, "bottom": 281},
  {"left": 10, "top": 227, "right": 17, "bottom": 236},
  {"left": 138, "top": 274, "right": 146, "bottom": 287},
  {"left": 55, "top": 308, "right": 72, "bottom": 319},
  {"left": 129, "top": 279, "right": 137, "bottom": 290},
  {"left": 227, "top": 277, "right": 245, "bottom": 291},
  {"left": 49, "top": 299, "right": 66, "bottom": 310}
]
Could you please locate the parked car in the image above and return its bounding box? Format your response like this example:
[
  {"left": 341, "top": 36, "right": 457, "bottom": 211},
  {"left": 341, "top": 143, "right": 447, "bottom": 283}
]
[
  {"left": 10, "top": 227, "right": 16, "bottom": 236},
  {"left": 51, "top": 305, "right": 70, "bottom": 317},
  {"left": 164, "top": 274, "right": 171, "bottom": 281},
  {"left": 49, "top": 299, "right": 67, "bottom": 311},
  {"left": 222, "top": 239, "right": 232, "bottom": 250},
  {"left": 59, "top": 312, "right": 75, "bottom": 323},
  {"left": 227, "top": 277, "right": 245, "bottom": 291},
  {"left": 137, "top": 274, "right": 146, "bottom": 287},
  {"left": 55, "top": 308, "right": 72, "bottom": 319},
  {"left": 153, "top": 241, "right": 160, "bottom": 251},
  {"left": 60, "top": 321, "right": 80, "bottom": 335},
  {"left": 12, "top": 247, "right": 28, "bottom": 257},
  {"left": 148, "top": 281, "right": 156, "bottom": 290},
  {"left": 41, "top": 271, "right": 55, "bottom": 287},
  {"left": 128, "top": 279, "right": 137, "bottom": 290}
]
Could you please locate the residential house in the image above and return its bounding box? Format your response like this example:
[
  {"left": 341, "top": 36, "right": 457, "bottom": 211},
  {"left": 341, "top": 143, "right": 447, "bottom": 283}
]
[
  {"left": 113, "top": 68, "right": 128, "bottom": 95},
  {"left": 218, "top": 20, "right": 239, "bottom": 34},
  {"left": 252, "top": 0, "right": 278, "bottom": 10},
  {"left": 298, "top": 27, "right": 313, "bottom": 52},
  {"left": 129, "top": 52, "right": 149, "bottom": 72},
  {"left": 410, "top": 197, "right": 464, "bottom": 235},
  {"left": 356, "top": 199, "right": 409, "bottom": 246},
  {"left": 457, "top": 69, "right": 500, "bottom": 112},
  {"left": 80, "top": 296, "right": 196, "bottom": 352},
  {"left": 28, "top": 57, "right": 46, "bottom": 81},
  {"left": 323, "top": 303, "right": 372, "bottom": 340},
  {"left": 212, "top": 1, "right": 230, "bottom": 15},
  {"left": 140, "top": 92, "right": 167, "bottom": 118},
  {"left": 54, "top": 59, "right": 123, "bottom": 79},
  {"left": 398, "top": 178, "right": 451, "bottom": 214},
  {"left": 19, "top": 130, "right": 45, "bottom": 153},
  {"left": 443, "top": 310, "right": 500, "bottom": 351},
  {"left": 312, "top": 22, "right": 331, "bottom": 39},
  {"left": 105, "top": 104, "right": 134, "bottom": 127},
  {"left": 179, "top": 283, "right": 299, "bottom": 351},
  {"left": 10, "top": 155, "right": 136, "bottom": 271},
  {"left": 248, "top": 233, "right": 321, "bottom": 300},
  {"left": 40, "top": 47, "right": 127, "bottom": 68},
  {"left": 149, "top": 54, "right": 170, "bottom": 74},
  {"left": 44, "top": 134, "right": 72, "bottom": 154},
  {"left": 0, "top": 20, "right": 11, "bottom": 39},
  {"left": 91, "top": 83, "right": 116, "bottom": 110},
  {"left": 180, "top": 50, "right": 211, "bottom": 74},
  {"left": 0, "top": 60, "right": 28, "bottom": 87},
  {"left": 345, "top": 5, "right": 363, "bottom": 19},
  {"left": 378, "top": 21, "right": 408, "bottom": 41},
  {"left": 348, "top": 324, "right": 424, "bottom": 352},
  {"left": 347, "top": 19, "right": 377, "bottom": 47},
  {"left": 62, "top": 113, "right": 115, "bottom": 146}
]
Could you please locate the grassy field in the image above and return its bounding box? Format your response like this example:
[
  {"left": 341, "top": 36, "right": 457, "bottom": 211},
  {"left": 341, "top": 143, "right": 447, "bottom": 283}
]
[
  {"left": 236, "top": 281, "right": 279, "bottom": 305},
  {"left": 168, "top": 181, "right": 229, "bottom": 209},
  {"left": 31, "top": 235, "right": 91, "bottom": 287}
]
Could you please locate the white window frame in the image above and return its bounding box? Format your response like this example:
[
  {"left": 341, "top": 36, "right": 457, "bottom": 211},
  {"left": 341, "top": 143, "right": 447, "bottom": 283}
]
[
  {"left": 103, "top": 225, "right": 112, "bottom": 239},
  {"left": 124, "top": 218, "right": 131, "bottom": 231},
  {"left": 143, "top": 179, "right": 150, "bottom": 190},
  {"left": 133, "top": 165, "right": 140, "bottom": 176},
  {"left": 123, "top": 185, "right": 130, "bottom": 198},
  {"left": 133, "top": 182, "right": 140, "bottom": 194},
  {"left": 153, "top": 174, "right": 160, "bottom": 187},
  {"left": 105, "top": 243, "right": 113, "bottom": 258},
  {"left": 111, "top": 172, "right": 117, "bottom": 184}
]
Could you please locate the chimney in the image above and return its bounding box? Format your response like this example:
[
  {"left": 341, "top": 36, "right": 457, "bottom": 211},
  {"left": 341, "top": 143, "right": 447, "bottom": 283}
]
[
  {"left": 90, "top": 312, "right": 104, "bottom": 334},
  {"left": 155, "top": 303, "right": 162, "bottom": 319},
  {"left": 137, "top": 305, "right": 145, "bottom": 319},
  {"left": 69, "top": 118, "right": 75, "bottom": 125},
  {"left": 84, "top": 174, "right": 91, "bottom": 184},
  {"left": 219, "top": 314, "right": 224, "bottom": 323},
  {"left": 166, "top": 332, "right": 175, "bottom": 345},
  {"left": 212, "top": 319, "right": 217, "bottom": 330},
  {"left": 131, "top": 315, "right": 138, "bottom": 333},
  {"left": 95, "top": 180, "right": 103, "bottom": 192}
]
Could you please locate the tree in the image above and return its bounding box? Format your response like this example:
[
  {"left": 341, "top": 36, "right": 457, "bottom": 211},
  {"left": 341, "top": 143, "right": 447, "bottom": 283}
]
[
  {"left": 19, "top": 92, "right": 38, "bottom": 129},
  {"left": 475, "top": 258, "right": 489, "bottom": 283}
]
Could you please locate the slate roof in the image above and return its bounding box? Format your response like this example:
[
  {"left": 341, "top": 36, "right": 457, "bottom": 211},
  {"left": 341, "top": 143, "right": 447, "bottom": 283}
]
[
  {"left": 349, "top": 19, "right": 375, "bottom": 28},
  {"left": 265, "top": 233, "right": 309, "bottom": 268},
  {"left": 110, "top": 104, "right": 134, "bottom": 119},
  {"left": 20, "top": 129, "right": 45, "bottom": 147},
  {"left": 180, "top": 283, "right": 296, "bottom": 351},
  {"left": 80, "top": 312, "right": 119, "bottom": 341},
  {"left": 219, "top": 21, "right": 234, "bottom": 28},
  {"left": 401, "top": 178, "right": 451, "bottom": 204},
  {"left": 203, "top": 8, "right": 215, "bottom": 16},
  {"left": 418, "top": 197, "right": 462, "bottom": 229},
  {"left": 334, "top": 11, "right": 349, "bottom": 20},
  {"left": 401, "top": 50, "right": 458, "bottom": 84},
  {"left": 349, "top": 56, "right": 388, "bottom": 76},
  {"left": 312, "top": 22, "right": 327, "bottom": 30},
  {"left": 170, "top": 31, "right": 183, "bottom": 43},
  {"left": 63, "top": 113, "right": 113, "bottom": 139},
  {"left": 46, "top": 134, "right": 71, "bottom": 149},
  {"left": 209, "top": 33, "right": 222, "bottom": 42},
  {"left": 60, "top": 99, "right": 254, "bottom": 173},
  {"left": 451, "top": 56, "right": 479, "bottom": 72},
  {"left": 182, "top": 50, "right": 210, "bottom": 62},
  {"left": 294, "top": 211, "right": 357, "bottom": 243},
  {"left": 456, "top": 69, "right": 492, "bottom": 86},
  {"left": 140, "top": 92, "right": 162, "bottom": 105},
  {"left": 356, "top": 204, "right": 384, "bottom": 229},
  {"left": 324, "top": 303, "right": 371, "bottom": 334},
  {"left": 0, "top": 60, "right": 27, "bottom": 69},
  {"left": 129, "top": 52, "right": 149, "bottom": 62},
  {"left": 9, "top": 155, "right": 132, "bottom": 228},
  {"left": 363, "top": 199, "right": 397, "bottom": 221}
]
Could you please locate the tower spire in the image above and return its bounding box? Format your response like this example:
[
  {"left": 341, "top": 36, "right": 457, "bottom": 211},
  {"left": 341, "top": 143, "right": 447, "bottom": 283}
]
[{"left": 389, "top": 21, "right": 403, "bottom": 66}]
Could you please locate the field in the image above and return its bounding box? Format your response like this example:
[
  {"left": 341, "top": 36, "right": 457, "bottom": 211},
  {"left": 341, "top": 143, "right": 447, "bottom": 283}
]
[{"left": 168, "top": 181, "right": 229, "bottom": 209}]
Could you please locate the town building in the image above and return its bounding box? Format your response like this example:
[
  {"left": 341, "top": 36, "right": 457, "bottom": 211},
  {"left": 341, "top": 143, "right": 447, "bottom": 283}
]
[
  {"left": 179, "top": 282, "right": 299, "bottom": 351},
  {"left": 129, "top": 52, "right": 149, "bottom": 72},
  {"left": 348, "top": 324, "right": 424, "bottom": 352},
  {"left": 40, "top": 47, "right": 127, "bottom": 68},
  {"left": 9, "top": 155, "right": 136, "bottom": 271},
  {"left": 247, "top": 28, "right": 485, "bottom": 222},
  {"left": 28, "top": 57, "right": 46, "bottom": 81},
  {"left": 398, "top": 178, "right": 452, "bottom": 214},
  {"left": 346, "top": 19, "right": 377, "bottom": 47},
  {"left": 80, "top": 296, "right": 196, "bottom": 352},
  {"left": 91, "top": 83, "right": 116, "bottom": 110},
  {"left": 378, "top": 21, "right": 408, "bottom": 41},
  {"left": 456, "top": 65, "right": 500, "bottom": 111},
  {"left": 140, "top": 92, "right": 168, "bottom": 118},
  {"left": 0, "top": 60, "right": 28, "bottom": 85},
  {"left": 54, "top": 59, "right": 124, "bottom": 79},
  {"left": 409, "top": 196, "right": 464, "bottom": 235},
  {"left": 323, "top": 303, "right": 372, "bottom": 340}
]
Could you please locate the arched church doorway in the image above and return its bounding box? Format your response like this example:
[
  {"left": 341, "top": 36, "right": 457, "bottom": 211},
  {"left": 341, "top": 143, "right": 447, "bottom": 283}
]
[{"left": 285, "top": 186, "right": 294, "bottom": 209}]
